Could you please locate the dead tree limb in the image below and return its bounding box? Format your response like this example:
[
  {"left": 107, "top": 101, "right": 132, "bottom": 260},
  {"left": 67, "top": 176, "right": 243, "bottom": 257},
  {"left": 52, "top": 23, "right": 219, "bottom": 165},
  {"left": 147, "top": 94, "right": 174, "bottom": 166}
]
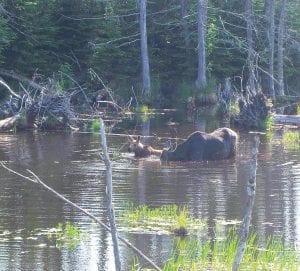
[
  {"left": 0, "top": 162, "right": 162, "bottom": 271},
  {"left": 232, "top": 136, "right": 259, "bottom": 271},
  {"left": 99, "top": 118, "right": 121, "bottom": 271},
  {"left": 0, "top": 68, "right": 45, "bottom": 91},
  {"left": 0, "top": 77, "right": 21, "bottom": 99}
]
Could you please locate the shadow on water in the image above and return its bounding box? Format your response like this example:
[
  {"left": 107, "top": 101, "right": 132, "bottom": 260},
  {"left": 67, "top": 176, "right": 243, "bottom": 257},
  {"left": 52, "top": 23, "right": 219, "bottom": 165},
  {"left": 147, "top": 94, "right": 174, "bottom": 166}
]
[{"left": 0, "top": 111, "right": 299, "bottom": 270}]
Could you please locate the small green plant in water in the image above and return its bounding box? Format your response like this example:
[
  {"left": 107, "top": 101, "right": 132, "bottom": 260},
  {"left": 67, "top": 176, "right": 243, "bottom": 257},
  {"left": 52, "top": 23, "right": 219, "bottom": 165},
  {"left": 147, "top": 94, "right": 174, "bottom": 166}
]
[
  {"left": 262, "top": 115, "right": 273, "bottom": 131},
  {"left": 90, "top": 119, "right": 100, "bottom": 132},
  {"left": 136, "top": 104, "right": 149, "bottom": 114},
  {"left": 297, "top": 104, "right": 300, "bottom": 115},
  {"left": 48, "top": 222, "right": 87, "bottom": 250},
  {"left": 283, "top": 131, "right": 300, "bottom": 150},
  {"left": 120, "top": 203, "right": 205, "bottom": 235}
]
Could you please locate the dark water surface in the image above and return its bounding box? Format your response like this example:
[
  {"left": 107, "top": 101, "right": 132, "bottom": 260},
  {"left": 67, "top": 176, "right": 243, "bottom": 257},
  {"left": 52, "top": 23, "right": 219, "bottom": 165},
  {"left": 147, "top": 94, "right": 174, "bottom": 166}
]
[{"left": 0, "top": 114, "right": 299, "bottom": 270}]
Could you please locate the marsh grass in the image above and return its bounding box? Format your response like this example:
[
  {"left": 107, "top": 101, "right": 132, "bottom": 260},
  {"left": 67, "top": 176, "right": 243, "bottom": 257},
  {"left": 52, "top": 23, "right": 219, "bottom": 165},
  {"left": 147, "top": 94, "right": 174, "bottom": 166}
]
[
  {"left": 161, "top": 228, "right": 299, "bottom": 271},
  {"left": 283, "top": 131, "right": 300, "bottom": 150},
  {"left": 47, "top": 222, "right": 87, "bottom": 250},
  {"left": 120, "top": 203, "right": 205, "bottom": 235},
  {"left": 262, "top": 115, "right": 273, "bottom": 131},
  {"left": 90, "top": 119, "right": 100, "bottom": 132}
]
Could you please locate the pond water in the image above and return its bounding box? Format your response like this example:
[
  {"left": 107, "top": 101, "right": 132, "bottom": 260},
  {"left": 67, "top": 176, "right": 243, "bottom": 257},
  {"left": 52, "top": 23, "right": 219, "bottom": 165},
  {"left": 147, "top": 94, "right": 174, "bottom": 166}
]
[{"left": 0, "top": 112, "right": 299, "bottom": 270}]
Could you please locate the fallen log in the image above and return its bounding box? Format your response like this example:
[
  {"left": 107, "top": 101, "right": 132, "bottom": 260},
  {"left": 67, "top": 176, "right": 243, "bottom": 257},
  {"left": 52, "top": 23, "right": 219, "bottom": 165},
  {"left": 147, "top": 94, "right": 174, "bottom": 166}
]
[
  {"left": 0, "top": 114, "right": 34, "bottom": 131},
  {"left": 273, "top": 114, "right": 300, "bottom": 125},
  {"left": 0, "top": 115, "right": 18, "bottom": 131}
]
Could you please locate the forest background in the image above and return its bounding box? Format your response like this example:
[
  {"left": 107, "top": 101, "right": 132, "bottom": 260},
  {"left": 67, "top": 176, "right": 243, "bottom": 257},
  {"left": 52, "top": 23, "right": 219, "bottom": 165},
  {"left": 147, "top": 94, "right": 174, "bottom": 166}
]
[{"left": 0, "top": 0, "right": 299, "bottom": 108}]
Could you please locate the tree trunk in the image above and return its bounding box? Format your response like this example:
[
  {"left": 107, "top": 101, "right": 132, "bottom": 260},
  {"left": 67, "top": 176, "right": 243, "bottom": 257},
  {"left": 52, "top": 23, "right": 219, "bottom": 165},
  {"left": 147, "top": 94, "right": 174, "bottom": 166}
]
[
  {"left": 195, "top": 0, "right": 208, "bottom": 89},
  {"left": 265, "top": 0, "right": 275, "bottom": 100},
  {"left": 277, "top": 0, "right": 286, "bottom": 96},
  {"left": 180, "top": 0, "right": 190, "bottom": 49},
  {"left": 99, "top": 119, "right": 121, "bottom": 271},
  {"left": 245, "top": 0, "right": 256, "bottom": 94},
  {"left": 140, "top": 0, "right": 151, "bottom": 96}
]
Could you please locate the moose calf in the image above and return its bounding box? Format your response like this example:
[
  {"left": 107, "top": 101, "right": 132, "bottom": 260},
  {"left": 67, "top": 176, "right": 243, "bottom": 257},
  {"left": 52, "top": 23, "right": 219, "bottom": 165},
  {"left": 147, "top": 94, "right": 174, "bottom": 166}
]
[{"left": 128, "top": 135, "right": 162, "bottom": 158}]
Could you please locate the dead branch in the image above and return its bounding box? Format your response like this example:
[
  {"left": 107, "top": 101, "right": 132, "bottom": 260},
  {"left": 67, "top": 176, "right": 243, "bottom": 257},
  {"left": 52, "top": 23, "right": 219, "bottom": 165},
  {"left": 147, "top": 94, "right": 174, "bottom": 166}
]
[
  {"left": 1, "top": 162, "right": 162, "bottom": 271},
  {"left": 0, "top": 68, "right": 45, "bottom": 91},
  {"left": 0, "top": 77, "right": 21, "bottom": 99}
]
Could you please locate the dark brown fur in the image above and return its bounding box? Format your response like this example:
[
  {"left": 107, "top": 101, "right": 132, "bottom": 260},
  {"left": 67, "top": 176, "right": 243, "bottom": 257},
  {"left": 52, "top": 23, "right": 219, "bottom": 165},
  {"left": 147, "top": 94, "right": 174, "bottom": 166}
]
[
  {"left": 128, "top": 135, "right": 162, "bottom": 158},
  {"left": 160, "top": 127, "right": 238, "bottom": 162}
]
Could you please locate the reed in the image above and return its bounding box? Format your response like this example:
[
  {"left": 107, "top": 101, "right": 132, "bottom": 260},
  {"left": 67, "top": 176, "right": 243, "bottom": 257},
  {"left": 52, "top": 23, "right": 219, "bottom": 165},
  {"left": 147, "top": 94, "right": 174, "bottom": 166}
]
[
  {"left": 130, "top": 227, "right": 300, "bottom": 270},
  {"left": 283, "top": 131, "right": 300, "bottom": 149},
  {"left": 48, "top": 222, "right": 87, "bottom": 250},
  {"left": 120, "top": 203, "right": 205, "bottom": 235}
]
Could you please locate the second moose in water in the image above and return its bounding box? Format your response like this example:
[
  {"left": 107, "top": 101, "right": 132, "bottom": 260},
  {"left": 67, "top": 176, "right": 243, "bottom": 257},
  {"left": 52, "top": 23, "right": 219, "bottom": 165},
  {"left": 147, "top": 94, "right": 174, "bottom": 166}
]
[{"left": 128, "top": 127, "right": 238, "bottom": 162}]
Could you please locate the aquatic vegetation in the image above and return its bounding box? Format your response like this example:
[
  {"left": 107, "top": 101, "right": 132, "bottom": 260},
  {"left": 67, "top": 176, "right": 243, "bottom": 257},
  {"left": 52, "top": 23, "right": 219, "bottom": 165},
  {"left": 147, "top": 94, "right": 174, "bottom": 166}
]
[
  {"left": 283, "top": 131, "right": 300, "bottom": 149},
  {"left": 90, "top": 119, "right": 100, "bottom": 132},
  {"left": 131, "top": 227, "right": 300, "bottom": 271},
  {"left": 120, "top": 203, "right": 205, "bottom": 235},
  {"left": 47, "top": 222, "right": 87, "bottom": 250},
  {"left": 136, "top": 104, "right": 149, "bottom": 114},
  {"left": 262, "top": 115, "right": 273, "bottom": 131}
]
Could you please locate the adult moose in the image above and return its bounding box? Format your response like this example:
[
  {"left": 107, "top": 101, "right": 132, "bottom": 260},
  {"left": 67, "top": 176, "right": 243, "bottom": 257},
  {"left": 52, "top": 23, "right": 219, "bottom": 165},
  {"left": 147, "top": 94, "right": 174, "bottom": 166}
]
[{"left": 160, "top": 127, "right": 238, "bottom": 162}]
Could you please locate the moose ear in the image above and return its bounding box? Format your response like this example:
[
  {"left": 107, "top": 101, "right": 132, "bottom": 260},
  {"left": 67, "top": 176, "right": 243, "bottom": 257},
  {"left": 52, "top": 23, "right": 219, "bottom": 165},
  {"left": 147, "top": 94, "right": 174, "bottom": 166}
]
[{"left": 136, "top": 135, "right": 141, "bottom": 143}]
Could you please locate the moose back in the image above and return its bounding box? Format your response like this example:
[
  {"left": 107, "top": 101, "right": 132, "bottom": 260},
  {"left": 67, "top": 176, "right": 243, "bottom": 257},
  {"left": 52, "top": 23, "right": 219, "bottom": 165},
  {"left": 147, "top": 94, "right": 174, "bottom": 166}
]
[{"left": 160, "top": 127, "right": 238, "bottom": 162}]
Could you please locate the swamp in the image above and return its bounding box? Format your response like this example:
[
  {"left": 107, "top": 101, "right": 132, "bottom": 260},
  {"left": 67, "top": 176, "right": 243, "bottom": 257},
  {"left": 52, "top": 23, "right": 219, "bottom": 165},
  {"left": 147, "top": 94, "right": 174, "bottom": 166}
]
[
  {"left": 0, "top": 111, "right": 300, "bottom": 270},
  {"left": 0, "top": 0, "right": 300, "bottom": 270}
]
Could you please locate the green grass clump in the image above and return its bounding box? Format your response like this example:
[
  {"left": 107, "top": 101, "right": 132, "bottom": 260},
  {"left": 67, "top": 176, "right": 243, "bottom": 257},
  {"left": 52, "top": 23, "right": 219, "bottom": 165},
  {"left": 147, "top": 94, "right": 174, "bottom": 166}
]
[
  {"left": 48, "top": 222, "right": 87, "bottom": 250},
  {"left": 90, "top": 119, "right": 100, "bottom": 132},
  {"left": 262, "top": 115, "right": 273, "bottom": 131},
  {"left": 283, "top": 131, "right": 300, "bottom": 150},
  {"left": 136, "top": 104, "right": 149, "bottom": 114},
  {"left": 131, "top": 227, "right": 300, "bottom": 271},
  {"left": 120, "top": 203, "right": 205, "bottom": 235}
]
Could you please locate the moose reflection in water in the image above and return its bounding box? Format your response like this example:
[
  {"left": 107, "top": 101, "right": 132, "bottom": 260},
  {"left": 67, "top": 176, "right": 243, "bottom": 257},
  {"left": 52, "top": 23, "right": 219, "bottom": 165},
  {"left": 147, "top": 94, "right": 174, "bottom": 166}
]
[{"left": 128, "top": 127, "right": 238, "bottom": 162}]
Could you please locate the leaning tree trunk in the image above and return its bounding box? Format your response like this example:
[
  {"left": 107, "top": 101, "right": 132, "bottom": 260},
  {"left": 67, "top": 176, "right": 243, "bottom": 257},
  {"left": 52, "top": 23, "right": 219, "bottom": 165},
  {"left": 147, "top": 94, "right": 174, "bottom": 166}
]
[
  {"left": 277, "top": 0, "right": 286, "bottom": 96},
  {"left": 140, "top": 0, "right": 151, "bottom": 96},
  {"left": 245, "top": 0, "right": 256, "bottom": 94},
  {"left": 265, "top": 0, "right": 275, "bottom": 100},
  {"left": 195, "top": 0, "right": 208, "bottom": 89}
]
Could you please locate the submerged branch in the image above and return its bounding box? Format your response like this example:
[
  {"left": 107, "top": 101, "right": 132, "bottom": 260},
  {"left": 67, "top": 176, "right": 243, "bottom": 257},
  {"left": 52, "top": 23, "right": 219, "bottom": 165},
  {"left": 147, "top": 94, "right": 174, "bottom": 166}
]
[{"left": 1, "top": 162, "right": 162, "bottom": 271}]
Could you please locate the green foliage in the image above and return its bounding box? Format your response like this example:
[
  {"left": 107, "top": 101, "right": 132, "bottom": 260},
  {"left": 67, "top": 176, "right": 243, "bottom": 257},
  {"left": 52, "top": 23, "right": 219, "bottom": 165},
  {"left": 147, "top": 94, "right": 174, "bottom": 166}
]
[
  {"left": 0, "top": 16, "right": 15, "bottom": 63},
  {"left": 90, "top": 119, "right": 100, "bottom": 133},
  {"left": 1, "top": 0, "right": 300, "bottom": 105},
  {"left": 55, "top": 63, "right": 75, "bottom": 92},
  {"left": 175, "top": 81, "right": 194, "bottom": 102},
  {"left": 136, "top": 104, "right": 149, "bottom": 114},
  {"left": 261, "top": 115, "right": 273, "bottom": 131},
  {"left": 132, "top": 227, "right": 300, "bottom": 271},
  {"left": 120, "top": 203, "right": 205, "bottom": 235},
  {"left": 47, "top": 222, "right": 87, "bottom": 250},
  {"left": 283, "top": 131, "right": 300, "bottom": 150}
]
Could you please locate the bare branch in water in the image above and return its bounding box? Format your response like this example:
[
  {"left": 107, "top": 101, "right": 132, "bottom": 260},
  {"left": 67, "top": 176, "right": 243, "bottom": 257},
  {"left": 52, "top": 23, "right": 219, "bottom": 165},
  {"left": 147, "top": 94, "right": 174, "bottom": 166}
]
[{"left": 1, "top": 162, "right": 162, "bottom": 271}]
